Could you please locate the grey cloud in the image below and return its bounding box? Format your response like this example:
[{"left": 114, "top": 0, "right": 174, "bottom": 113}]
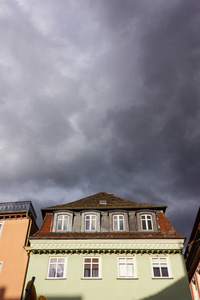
[{"left": 0, "top": 0, "right": 199, "bottom": 240}]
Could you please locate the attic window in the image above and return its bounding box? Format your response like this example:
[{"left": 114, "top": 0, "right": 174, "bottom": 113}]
[{"left": 99, "top": 200, "right": 107, "bottom": 204}]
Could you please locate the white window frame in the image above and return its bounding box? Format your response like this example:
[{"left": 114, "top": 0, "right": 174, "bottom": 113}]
[
  {"left": 46, "top": 256, "right": 67, "bottom": 279},
  {"left": 57, "top": 215, "right": 69, "bottom": 231},
  {"left": 0, "top": 221, "right": 4, "bottom": 237},
  {"left": 0, "top": 261, "right": 3, "bottom": 273},
  {"left": 113, "top": 215, "right": 124, "bottom": 231},
  {"left": 151, "top": 256, "right": 172, "bottom": 278},
  {"left": 52, "top": 212, "right": 73, "bottom": 232},
  {"left": 141, "top": 214, "right": 153, "bottom": 231},
  {"left": 117, "top": 256, "right": 137, "bottom": 279},
  {"left": 85, "top": 214, "right": 97, "bottom": 231},
  {"left": 82, "top": 257, "right": 101, "bottom": 279}
]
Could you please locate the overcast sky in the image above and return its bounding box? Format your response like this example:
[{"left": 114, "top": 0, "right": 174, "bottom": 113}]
[{"left": 0, "top": 0, "right": 199, "bottom": 240}]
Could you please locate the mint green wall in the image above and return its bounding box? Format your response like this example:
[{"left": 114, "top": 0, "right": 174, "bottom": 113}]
[{"left": 25, "top": 253, "right": 191, "bottom": 300}]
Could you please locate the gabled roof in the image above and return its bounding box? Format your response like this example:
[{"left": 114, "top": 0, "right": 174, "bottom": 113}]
[{"left": 42, "top": 192, "right": 166, "bottom": 216}]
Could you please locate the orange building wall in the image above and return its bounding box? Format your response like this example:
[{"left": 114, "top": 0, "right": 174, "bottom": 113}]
[{"left": 0, "top": 218, "right": 29, "bottom": 300}]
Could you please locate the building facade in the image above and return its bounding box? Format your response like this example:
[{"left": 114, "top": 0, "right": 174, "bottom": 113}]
[
  {"left": 0, "top": 201, "right": 38, "bottom": 300},
  {"left": 24, "top": 192, "right": 191, "bottom": 300},
  {"left": 185, "top": 207, "right": 200, "bottom": 300}
]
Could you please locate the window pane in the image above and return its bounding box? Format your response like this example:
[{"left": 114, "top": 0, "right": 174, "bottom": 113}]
[
  {"left": 63, "top": 220, "right": 68, "bottom": 230},
  {"left": 119, "top": 216, "right": 123, "bottom": 220},
  {"left": 153, "top": 267, "right": 161, "bottom": 277},
  {"left": 91, "top": 220, "right": 96, "bottom": 230},
  {"left": 147, "top": 216, "right": 151, "bottom": 219},
  {"left": 58, "top": 258, "right": 65, "bottom": 263},
  {"left": 142, "top": 220, "right": 146, "bottom": 230},
  {"left": 86, "top": 220, "right": 90, "bottom": 230},
  {"left": 57, "top": 264, "right": 64, "bottom": 277},
  {"left": 148, "top": 220, "right": 152, "bottom": 230},
  {"left": 119, "top": 220, "right": 124, "bottom": 230},
  {"left": 50, "top": 258, "right": 57, "bottom": 263},
  {"left": 92, "top": 258, "right": 99, "bottom": 263},
  {"left": 85, "top": 258, "right": 91, "bottom": 263},
  {"left": 119, "top": 264, "right": 126, "bottom": 277},
  {"left": 113, "top": 220, "right": 118, "bottom": 230},
  {"left": 127, "top": 264, "right": 134, "bottom": 277},
  {"left": 48, "top": 264, "right": 56, "bottom": 277},
  {"left": 119, "top": 258, "right": 125, "bottom": 263},
  {"left": 92, "top": 264, "right": 99, "bottom": 277},
  {"left": 57, "top": 219, "right": 62, "bottom": 230},
  {"left": 161, "top": 267, "right": 169, "bottom": 277},
  {"left": 160, "top": 258, "right": 166, "bottom": 263},
  {"left": 84, "top": 264, "right": 91, "bottom": 277}
]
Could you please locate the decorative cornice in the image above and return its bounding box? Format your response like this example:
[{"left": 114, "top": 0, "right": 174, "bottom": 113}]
[
  {"left": 30, "top": 241, "right": 183, "bottom": 255},
  {"left": 0, "top": 213, "right": 27, "bottom": 220}
]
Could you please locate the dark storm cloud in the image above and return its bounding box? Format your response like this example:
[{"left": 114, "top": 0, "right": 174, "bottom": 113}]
[{"left": 0, "top": 0, "right": 199, "bottom": 237}]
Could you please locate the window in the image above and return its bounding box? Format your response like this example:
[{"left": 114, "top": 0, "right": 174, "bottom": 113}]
[
  {"left": 52, "top": 212, "right": 73, "bottom": 232},
  {"left": 0, "top": 222, "right": 4, "bottom": 237},
  {"left": 0, "top": 261, "right": 3, "bottom": 273},
  {"left": 85, "top": 215, "right": 96, "bottom": 231},
  {"left": 83, "top": 257, "right": 100, "bottom": 278},
  {"left": 151, "top": 257, "right": 170, "bottom": 278},
  {"left": 118, "top": 257, "right": 137, "bottom": 278},
  {"left": 81, "top": 212, "right": 100, "bottom": 232},
  {"left": 47, "top": 257, "right": 66, "bottom": 279},
  {"left": 141, "top": 214, "right": 153, "bottom": 230},
  {"left": 99, "top": 200, "right": 107, "bottom": 204},
  {"left": 57, "top": 215, "right": 69, "bottom": 231},
  {"left": 113, "top": 215, "right": 124, "bottom": 231}
]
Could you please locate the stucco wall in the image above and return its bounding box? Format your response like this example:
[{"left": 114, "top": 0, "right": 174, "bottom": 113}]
[
  {"left": 0, "top": 218, "right": 29, "bottom": 300},
  {"left": 25, "top": 250, "right": 191, "bottom": 300}
]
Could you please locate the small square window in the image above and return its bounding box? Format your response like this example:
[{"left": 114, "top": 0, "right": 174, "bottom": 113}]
[
  {"left": 99, "top": 200, "right": 107, "bottom": 204},
  {"left": 151, "top": 257, "right": 171, "bottom": 278},
  {"left": 47, "top": 257, "right": 66, "bottom": 279},
  {"left": 83, "top": 257, "right": 100, "bottom": 278},
  {"left": 118, "top": 257, "right": 137, "bottom": 278}
]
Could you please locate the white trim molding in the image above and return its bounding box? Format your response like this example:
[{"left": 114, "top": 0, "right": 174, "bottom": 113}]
[{"left": 30, "top": 239, "right": 184, "bottom": 254}]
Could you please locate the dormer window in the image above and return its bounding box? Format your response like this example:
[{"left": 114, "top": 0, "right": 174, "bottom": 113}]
[
  {"left": 57, "top": 215, "right": 69, "bottom": 231},
  {"left": 113, "top": 215, "right": 124, "bottom": 231},
  {"left": 51, "top": 211, "right": 73, "bottom": 232},
  {"left": 141, "top": 214, "right": 153, "bottom": 231},
  {"left": 81, "top": 211, "right": 100, "bottom": 232},
  {"left": 85, "top": 214, "right": 96, "bottom": 231}
]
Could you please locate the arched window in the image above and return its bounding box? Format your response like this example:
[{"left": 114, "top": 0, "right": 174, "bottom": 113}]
[
  {"left": 57, "top": 215, "right": 69, "bottom": 231},
  {"left": 141, "top": 214, "right": 153, "bottom": 230},
  {"left": 85, "top": 214, "right": 96, "bottom": 231},
  {"left": 81, "top": 211, "right": 100, "bottom": 232},
  {"left": 52, "top": 211, "right": 73, "bottom": 232},
  {"left": 113, "top": 215, "right": 124, "bottom": 231}
]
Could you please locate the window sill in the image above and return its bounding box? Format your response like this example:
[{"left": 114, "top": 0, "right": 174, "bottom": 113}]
[
  {"left": 117, "top": 277, "right": 138, "bottom": 280},
  {"left": 45, "top": 277, "right": 67, "bottom": 280},
  {"left": 81, "top": 277, "right": 102, "bottom": 280},
  {"left": 152, "top": 277, "right": 173, "bottom": 279}
]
